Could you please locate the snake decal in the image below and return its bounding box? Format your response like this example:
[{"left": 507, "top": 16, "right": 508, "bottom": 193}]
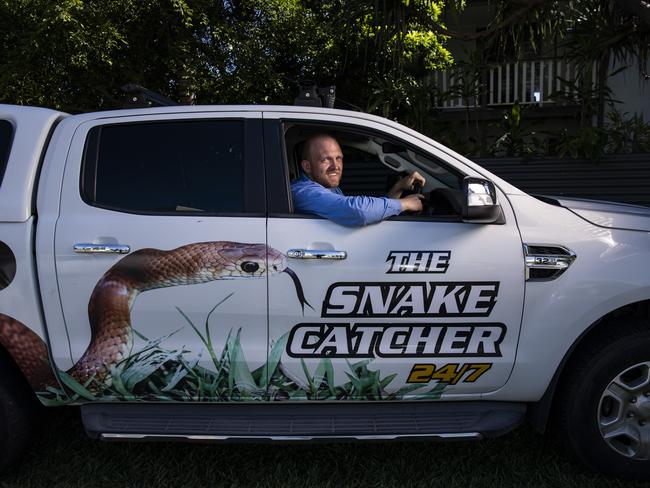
[
  {"left": 0, "top": 241, "right": 446, "bottom": 403},
  {"left": 0, "top": 241, "right": 311, "bottom": 393}
]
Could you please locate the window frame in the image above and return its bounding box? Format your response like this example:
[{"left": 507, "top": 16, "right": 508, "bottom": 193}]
[
  {"left": 0, "top": 120, "right": 15, "bottom": 190},
  {"left": 79, "top": 117, "right": 266, "bottom": 217},
  {"left": 266, "top": 118, "right": 467, "bottom": 223}
]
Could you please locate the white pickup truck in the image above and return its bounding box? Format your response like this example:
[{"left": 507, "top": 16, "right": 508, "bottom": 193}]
[{"left": 0, "top": 104, "right": 649, "bottom": 480}]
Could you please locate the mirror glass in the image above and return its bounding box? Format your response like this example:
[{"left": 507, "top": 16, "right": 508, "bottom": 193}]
[{"left": 467, "top": 180, "right": 496, "bottom": 206}]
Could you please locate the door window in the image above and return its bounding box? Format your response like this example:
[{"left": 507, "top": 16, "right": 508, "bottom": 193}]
[
  {"left": 81, "top": 120, "right": 248, "bottom": 214},
  {"left": 283, "top": 123, "right": 465, "bottom": 220}
]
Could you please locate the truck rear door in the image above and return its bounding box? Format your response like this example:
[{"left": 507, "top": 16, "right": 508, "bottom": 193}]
[{"left": 51, "top": 111, "right": 272, "bottom": 401}]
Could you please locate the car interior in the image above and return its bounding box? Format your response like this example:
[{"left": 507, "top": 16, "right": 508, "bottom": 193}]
[{"left": 283, "top": 123, "right": 466, "bottom": 220}]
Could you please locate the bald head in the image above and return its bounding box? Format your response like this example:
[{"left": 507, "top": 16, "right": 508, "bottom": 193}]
[
  {"left": 301, "top": 134, "right": 336, "bottom": 161},
  {"left": 300, "top": 134, "right": 343, "bottom": 189}
]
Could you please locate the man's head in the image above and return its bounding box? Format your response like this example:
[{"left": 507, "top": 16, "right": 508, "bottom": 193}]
[{"left": 300, "top": 134, "right": 343, "bottom": 188}]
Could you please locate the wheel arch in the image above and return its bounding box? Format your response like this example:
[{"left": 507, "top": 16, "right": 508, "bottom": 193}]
[
  {"left": 528, "top": 298, "right": 650, "bottom": 432},
  {"left": 0, "top": 334, "right": 43, "bottom": 473},
  {"left": 0, "top": 341, "right": 41, "bottom": 405}
]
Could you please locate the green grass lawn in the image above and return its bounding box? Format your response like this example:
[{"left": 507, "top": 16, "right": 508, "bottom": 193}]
[{"left": 1, "top": 407, "right": 648, "bottom": 488}]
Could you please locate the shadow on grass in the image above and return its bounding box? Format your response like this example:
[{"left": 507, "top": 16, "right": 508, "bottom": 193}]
[{"left": 1, "top": 406, "right": 642, "bottom": 488}]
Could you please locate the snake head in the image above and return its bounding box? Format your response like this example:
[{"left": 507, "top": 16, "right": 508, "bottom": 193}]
[
  {"left": 219, "top": 244, "right": 283, "bottom": 279},
  {"left": 220, "top": 244, "right": 313, "bottom": 314}
]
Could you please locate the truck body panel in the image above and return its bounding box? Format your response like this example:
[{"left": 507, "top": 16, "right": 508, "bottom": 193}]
[
  {"left": 0, "top": 105, "right": 65, "bottom": 222},
  {"left": 0, "top": 103, "right": 645, "bottom": 405},
  {"left": 1, "top": 103, "right": 648, "bottom": 480},
  {"left": 485, "top": 194, "right": 650, "bottom": 400}
]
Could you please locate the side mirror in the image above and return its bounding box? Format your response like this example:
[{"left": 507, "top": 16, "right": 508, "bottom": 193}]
[{"left": 462, "top": 177, "right": 505, "bottom": 224}]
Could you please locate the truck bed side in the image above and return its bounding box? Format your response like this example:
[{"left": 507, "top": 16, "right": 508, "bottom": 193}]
[{"left": 0, "top": 105, "right": 67, "bottom": 396}]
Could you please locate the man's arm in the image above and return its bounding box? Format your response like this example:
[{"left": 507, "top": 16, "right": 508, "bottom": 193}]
[{"left": 292, "top": 180, "right": 422, "bottom": 226}]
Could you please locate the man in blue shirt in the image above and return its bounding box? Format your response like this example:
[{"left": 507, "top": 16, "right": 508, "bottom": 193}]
[{"left": 291, "top": 134, "right": 425, "bottom": 226}]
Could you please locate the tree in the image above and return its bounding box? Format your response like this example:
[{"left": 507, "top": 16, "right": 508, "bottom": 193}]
[{"left": 0, "top": 0, "right": 461, "bottom": 129}]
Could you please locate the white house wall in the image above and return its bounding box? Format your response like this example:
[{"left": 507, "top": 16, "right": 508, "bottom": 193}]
[{"left": 607, "top": 55, "right": 650, "bottom": 120}]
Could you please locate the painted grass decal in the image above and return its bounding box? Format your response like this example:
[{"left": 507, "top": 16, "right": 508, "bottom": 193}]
[{"left": 38, "top": 295, "right": 447, "bottom": 405}]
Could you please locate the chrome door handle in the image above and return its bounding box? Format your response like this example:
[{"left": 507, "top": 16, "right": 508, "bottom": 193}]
[
  {"left": 287, "top": 249, "right": 347, "bottom": 260},
  {"left": 73, "top": 243, "right": 130, "bottom": 254}
]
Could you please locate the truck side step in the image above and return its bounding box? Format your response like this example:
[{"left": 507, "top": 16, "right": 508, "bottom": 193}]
[{"left": 82, "top": 402, "right": 525, "bottom": 442}]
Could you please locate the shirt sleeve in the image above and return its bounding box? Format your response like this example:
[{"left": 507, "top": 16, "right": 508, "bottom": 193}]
[{"left": 291, "top": 180, "right": 402, "bottom": 227}]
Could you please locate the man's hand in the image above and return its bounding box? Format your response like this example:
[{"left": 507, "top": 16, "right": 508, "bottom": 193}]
[
  {"left": 388, "top": 171, "right": 426, "bottom": 198},
  {"left": 399, "top": 193, "right": 425, "bottom": 213}
]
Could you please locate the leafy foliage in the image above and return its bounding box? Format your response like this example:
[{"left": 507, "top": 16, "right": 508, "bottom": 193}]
[
  {"left": 606, "top": 110, "right": 650, "bottom": 153},
  {"left": 491, "top": 102, "right": 541, "bottom": 158},
  {"left": 0, "top": 0, "right": 458, "bottom": 120},
  {"left": 2, "top": 1, "right": 648, "bottom": 158},
  {"left": 551, "top": 110, "right": 650, "bottom": 159},
  {"left": 554, "top": 127, "right": 609, "bottom": 160}
]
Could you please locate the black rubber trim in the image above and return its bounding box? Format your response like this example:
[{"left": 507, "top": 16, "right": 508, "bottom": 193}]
[
  {"left": 0, "top": 119, "right": 14, "bottom": 191},
  {"left": 0, "top": 241, "right": 16, "bottom": 290},
  {"left": 263, "top": 119, "right": 291, "bottom": 214},
  {"left": 244, "top": 119, "right": 266, "bottom": 213},
  {"left": 82, "top": 401, "right": 525, "bottom": 440}
]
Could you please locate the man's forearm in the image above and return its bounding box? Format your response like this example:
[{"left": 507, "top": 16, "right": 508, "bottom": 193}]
[{"left": 387, "top": 187, "right": 402, "bottom": 199}]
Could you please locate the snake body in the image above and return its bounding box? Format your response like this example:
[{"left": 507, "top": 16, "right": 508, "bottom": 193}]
[{"left": 0, "top": 241, "right": 306, "bottom": 392}]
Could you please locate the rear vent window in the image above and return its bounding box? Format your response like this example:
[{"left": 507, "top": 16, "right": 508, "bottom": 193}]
[{"left": 0, "top": 120, "right": 14, "bottom": 187}]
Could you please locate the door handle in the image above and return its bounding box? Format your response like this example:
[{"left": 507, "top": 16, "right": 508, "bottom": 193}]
[
  {"left": 73, "top": 243, "right": 130, "bottom": 254},
  {"left": 287, "top": 249, "right": 347, "bottom": 260}
]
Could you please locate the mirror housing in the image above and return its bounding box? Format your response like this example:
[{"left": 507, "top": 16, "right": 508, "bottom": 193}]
[{"left": 462, "top": 177, "right": 505, "bottom": 224}]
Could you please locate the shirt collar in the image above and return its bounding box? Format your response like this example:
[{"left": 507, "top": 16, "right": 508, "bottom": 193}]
[{"left": 298, "top": 172, "right": 341, "bottom": 194}]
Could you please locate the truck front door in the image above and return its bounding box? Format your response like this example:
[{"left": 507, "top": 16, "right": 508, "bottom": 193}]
[{"left": 263, "top": 113, "right": 525, "bottom": 401}]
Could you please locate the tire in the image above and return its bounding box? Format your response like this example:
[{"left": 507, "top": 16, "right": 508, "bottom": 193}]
[
  {"left": 557, "top": 318, "right": 650, "bottom": 480},
  {"left": 0, "top": 351, "right": 39, "bottom": 473}
]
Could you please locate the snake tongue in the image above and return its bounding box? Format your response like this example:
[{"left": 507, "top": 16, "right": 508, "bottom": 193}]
[{"left": 283, "top": 267, "right": 314, "bottom": 314}]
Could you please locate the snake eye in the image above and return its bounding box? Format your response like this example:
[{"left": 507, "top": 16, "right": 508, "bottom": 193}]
[{"left": 241, "top": 261, "right": 260, "bottom": 274}]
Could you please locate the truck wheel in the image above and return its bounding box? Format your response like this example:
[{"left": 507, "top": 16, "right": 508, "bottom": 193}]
[
  {"left": 557, "top": 320, "right": 650, "bottom": 480},
  {"left": 0, "top": 354, "right": 38, "bottom": 472}
]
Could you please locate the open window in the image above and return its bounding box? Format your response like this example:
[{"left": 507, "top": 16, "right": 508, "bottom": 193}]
[{"left": 283, "top": 122, "right": 466, "bottom": 221}]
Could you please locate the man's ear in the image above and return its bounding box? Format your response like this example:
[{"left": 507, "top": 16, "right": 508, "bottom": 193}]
[{"left": 300, "top": 159, "right": 311, "bottom": 175}]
